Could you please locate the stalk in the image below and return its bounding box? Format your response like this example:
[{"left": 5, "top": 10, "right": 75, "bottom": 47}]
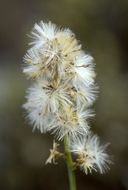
[{"left": 64, "top": 136, "right": 77, "bottom": 190}]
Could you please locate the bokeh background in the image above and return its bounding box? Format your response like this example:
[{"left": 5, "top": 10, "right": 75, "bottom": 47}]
[{"left": 0, "top": 0, "right": 128, "bottom": 189}]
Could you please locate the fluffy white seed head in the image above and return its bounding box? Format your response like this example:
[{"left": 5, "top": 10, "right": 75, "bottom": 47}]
[
  {"left": 49, "top": 106, "right": 94, "bottom": 140},
  {"left": 23, "top": 20, "right": 97, "bottom": 139},
  {"left": 22, "top": 21, "right": 111, "bottom": 175},
  {"left": 23, "top": 82, "right": 57, "bottom": 133},
  {"left": 71, "top": 133, "right": 111, "bottom": 174},
  {"left": 23, "top": 21, "right": 81, "bottom": 80}
]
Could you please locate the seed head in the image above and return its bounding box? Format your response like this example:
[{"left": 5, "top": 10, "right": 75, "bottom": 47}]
[
  {"left": 23, "top": 21, "right": 97, "bottom": 139},
  {"left": 71, "top": 133, "right": 111, "bottom": 174}
]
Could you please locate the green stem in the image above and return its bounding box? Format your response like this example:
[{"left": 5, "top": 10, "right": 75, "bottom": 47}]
[{"left": 64, "top": 136, "right": 77, "bottom": 190}]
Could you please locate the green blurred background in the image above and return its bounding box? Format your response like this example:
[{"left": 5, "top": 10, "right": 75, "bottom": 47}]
[{"left": 0, "top": 0, "right": 128, "bottom": 189}]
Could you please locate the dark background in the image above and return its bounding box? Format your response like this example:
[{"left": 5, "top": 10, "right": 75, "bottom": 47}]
[{"left": 0, "top": 0, "right": 128, "bottom": 189}]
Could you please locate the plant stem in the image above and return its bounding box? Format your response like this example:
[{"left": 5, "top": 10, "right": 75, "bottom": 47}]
[{"left": 64, "top": 136, "right": 77, "bottom": 190}]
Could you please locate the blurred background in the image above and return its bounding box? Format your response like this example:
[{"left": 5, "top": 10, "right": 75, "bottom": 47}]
[{"left": 0, "top": 0, "right": 128, "bottom": 189}]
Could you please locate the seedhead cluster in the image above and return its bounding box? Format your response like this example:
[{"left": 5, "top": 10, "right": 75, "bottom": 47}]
[{"left": 23, "top": 21, "right": 111, "bottom": 174}]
